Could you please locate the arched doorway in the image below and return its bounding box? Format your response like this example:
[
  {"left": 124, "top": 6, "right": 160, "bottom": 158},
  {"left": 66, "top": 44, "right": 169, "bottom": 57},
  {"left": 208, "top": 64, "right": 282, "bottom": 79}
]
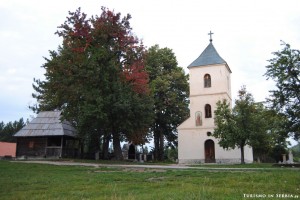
[
  {"left": 128, "top": 144, "right": 136, "bottom": 160},
  {"left": 204, "top": 139, "right": 215, "bottom": 163}
]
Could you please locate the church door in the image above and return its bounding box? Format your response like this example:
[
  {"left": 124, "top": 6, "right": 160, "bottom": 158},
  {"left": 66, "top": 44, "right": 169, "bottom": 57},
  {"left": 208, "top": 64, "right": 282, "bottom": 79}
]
[{"left": 205, "top": 140, "right": 215, "bottom": 163}]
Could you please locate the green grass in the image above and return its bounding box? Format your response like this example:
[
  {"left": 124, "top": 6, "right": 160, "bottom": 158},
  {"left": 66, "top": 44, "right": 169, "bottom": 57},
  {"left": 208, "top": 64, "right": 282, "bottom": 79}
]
[
  {"left": 0, "top": 161, "right": 299, "bottom": 200},
  {"left": 188, "top": 163, "right": 274, "bottom": 168}
]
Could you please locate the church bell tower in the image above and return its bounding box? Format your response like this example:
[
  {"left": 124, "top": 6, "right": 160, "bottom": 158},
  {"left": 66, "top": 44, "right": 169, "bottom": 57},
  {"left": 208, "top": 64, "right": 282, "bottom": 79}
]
[
  {"left": 178, "top": 32, "right": 253, "bottom": 164},
  {"left": 188, "top": 31, "right": 232, "bottom": 130}
]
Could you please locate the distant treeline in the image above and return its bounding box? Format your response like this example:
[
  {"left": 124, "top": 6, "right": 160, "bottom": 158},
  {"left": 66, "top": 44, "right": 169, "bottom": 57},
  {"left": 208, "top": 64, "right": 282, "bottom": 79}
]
[{"left": 0, "top": 118, "right": 27, "bottom": 142}]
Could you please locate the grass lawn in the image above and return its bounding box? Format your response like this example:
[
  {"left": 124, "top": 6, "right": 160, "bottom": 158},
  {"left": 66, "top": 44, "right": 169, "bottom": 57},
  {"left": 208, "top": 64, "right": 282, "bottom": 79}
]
[
  {"left": 0, "top": 161, "right": 299, "bottom": 200},
  {"left": 188, "top": 163, "right": 275, "bottom": 168}
]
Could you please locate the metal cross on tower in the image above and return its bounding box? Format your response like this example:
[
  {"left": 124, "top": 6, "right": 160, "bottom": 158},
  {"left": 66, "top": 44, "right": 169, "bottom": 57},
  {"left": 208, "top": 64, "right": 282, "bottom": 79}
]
[{"left": 208, "top": 31, "right": 214, "bottom": 42}]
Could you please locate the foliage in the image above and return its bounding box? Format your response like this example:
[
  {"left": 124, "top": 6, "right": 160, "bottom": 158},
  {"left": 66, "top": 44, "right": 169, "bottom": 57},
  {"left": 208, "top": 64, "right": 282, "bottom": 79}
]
[
  {"left": 30, "top": 7, "right": 153, "bottom": 160},
  {"left": 264, "top": 41, "right": 300, "bottom": 140},
  {"left": 0, "top": 161, "right": 299, "bottom": 200},
  {"left": 291, "top": 142, "right": 300, "bottom": 162},
  {"left": 145, "top": 45, "right": 189, "bottom": 160},
  {"left": 213, "top": 86, "right": 287, "bottom": 164},
  {"left": 0, "top": 118, "right": 26, "bottom": 142},
  {"left": 214, "top": 86, "right": 256, "bottom": 164},
  {"left": 164, "top": 146, "right": 178, "bottom": 161},
  {"left": 253, "top": 108, "right": 289, "bottom": 162},
  {"left": 213, "top": 99, "right": 236, "bottom": 148},
  {"left": 271, "top": 145, "right": 288, "bottom": 163}
]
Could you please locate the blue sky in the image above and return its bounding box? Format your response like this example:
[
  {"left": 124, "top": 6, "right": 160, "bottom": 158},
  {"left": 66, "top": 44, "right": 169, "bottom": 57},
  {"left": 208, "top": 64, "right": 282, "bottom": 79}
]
[{"left": 1, "top": 0, "right": 300, "bottom": 145}]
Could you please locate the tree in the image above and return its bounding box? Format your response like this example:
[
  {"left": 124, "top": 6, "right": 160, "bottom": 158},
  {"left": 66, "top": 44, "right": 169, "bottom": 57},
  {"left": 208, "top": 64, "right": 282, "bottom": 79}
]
[
  {"left": 145, "top": 45, "right": 189, "bottom": 160},
  {"left": 214, "top": 86, "right": 267, "bottom": 164},
  {"left": 31, "top": 7, "right": 153, "bottom": 160},
  {"left": 251, "top": 105, "right": 289, "bottom": 162},
  {"left": 264, "top": 42, "right": 300, "bottom": 141},
  {"left": 291, "top": 143, "right": 300, "bottom": 162},
  {"left": 0, "top": 118, "right": 26, "bottom": 142}
]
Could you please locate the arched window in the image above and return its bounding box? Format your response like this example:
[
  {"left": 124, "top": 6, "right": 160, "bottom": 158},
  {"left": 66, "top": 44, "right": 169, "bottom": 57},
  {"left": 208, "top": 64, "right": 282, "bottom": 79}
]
[
  {"left": 204, "top": 74, "right": 211, "bottom": 88},
  {"left": 205, "top": 104, "right": 212, "bottom": 118}
]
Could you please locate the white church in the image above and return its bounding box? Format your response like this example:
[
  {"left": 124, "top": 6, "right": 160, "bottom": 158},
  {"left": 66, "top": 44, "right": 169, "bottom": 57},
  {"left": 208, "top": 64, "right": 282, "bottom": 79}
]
[{"left": 178, "top": 32, "right": 253, "bottom": 164}]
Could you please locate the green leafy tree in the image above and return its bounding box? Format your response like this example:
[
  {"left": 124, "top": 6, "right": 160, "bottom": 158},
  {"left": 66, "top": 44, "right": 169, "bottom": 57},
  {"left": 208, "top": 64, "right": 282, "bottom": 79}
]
[
  {"left": 31, "top": 7, "right": 153, "bottom": 160},
  {"left": 291, "top": 143, "right": 300, "bottom": 162},
  {"left": 252, "top": 105, "right": 289, "bottom": 162},
  {"left": 264, "top": 42, "right": 300, "bottom": 141},
  {"left": 145, "top": 45, "right": 189, "bottom": 161},
  {"left": 214, "top": 86, "right": 267, "bottom": 164}
]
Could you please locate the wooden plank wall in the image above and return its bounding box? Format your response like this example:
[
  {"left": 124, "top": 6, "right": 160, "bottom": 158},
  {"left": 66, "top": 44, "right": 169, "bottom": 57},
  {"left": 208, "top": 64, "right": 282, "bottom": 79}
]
[{"left": 16, "top": 137, "right": 47, "bottom": 157}]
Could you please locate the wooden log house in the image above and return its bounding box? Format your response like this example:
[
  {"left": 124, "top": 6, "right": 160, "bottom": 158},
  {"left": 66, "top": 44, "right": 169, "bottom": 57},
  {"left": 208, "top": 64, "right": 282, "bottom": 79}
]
[{"left": 14, "top": 111, "right": 78, "bottom": 158}]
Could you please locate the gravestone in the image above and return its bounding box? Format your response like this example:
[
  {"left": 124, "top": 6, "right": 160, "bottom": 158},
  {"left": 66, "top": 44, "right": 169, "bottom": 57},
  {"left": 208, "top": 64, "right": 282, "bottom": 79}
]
[
  {"left": 95, "top": 151, "right": 100, "bottom": 160},
  {"left": 282, "top": 154, "right": 287, "bottom": 164},
  {"left": 139, "top": 154, "right": 144, "bottom": 163},
  {"left": 288, "top": 150, "right": 294, "bottom": 164},
  {"left": 122, "top": 144, "right": 129, "bottom": 159}
]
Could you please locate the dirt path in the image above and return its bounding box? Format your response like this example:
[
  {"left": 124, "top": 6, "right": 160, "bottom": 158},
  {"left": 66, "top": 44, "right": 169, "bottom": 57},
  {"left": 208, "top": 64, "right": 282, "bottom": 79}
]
[
  {"left": 12, "top": 160, "right": 294, "bottom": 171},
  {"left": 14, "top": 160, "right": 193, "bottom": 169}
]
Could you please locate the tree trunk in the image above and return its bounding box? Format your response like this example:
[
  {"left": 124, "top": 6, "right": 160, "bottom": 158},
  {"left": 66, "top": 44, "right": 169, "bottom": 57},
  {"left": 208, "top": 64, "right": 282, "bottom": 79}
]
[
  {"left": 90, "top": 132, "right": 100, "bottom": 153},
  {"left": 240, "top": 145, "right": 245, "bottom": 164},
  {"left": 159, "top": 131, "right": 164, "bottom": 161},
  {"left": 154, "top": 130, "right": 159, "bottom": 160},
  {"left": 112, "top": 132, "right": 123, "bottom": 160},
  {"left": 102, "top": 134, "right": 110, "bottom": 159},
  {"left": 79, "top": 140, "right": 84, "bottom": 159}
]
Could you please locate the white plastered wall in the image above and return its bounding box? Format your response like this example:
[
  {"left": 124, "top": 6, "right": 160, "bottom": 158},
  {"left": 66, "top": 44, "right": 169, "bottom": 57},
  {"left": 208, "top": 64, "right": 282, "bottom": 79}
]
[{"left": 178, "top": 128, "right": 253, "bottom": 163}]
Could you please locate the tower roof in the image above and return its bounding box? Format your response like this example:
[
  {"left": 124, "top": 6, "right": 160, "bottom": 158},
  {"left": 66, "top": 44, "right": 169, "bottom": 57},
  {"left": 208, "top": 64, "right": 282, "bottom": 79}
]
[{"left": 188, "top": 42, "right": 227, "bottom": 68}]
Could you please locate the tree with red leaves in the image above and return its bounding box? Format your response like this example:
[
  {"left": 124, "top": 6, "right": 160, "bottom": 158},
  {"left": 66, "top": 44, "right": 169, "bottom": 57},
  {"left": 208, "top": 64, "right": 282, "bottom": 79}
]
[{"left": 31, "top": 7, "right": 153, "bottom": 160}]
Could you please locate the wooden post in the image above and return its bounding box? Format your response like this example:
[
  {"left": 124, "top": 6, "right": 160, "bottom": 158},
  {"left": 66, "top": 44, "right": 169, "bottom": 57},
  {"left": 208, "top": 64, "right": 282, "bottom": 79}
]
[
  {"left": 60, "top": 136, "right": 63, "bottom": 158},
  {"left": 45, "top": 137, "right": 48, "bottom": 157}
]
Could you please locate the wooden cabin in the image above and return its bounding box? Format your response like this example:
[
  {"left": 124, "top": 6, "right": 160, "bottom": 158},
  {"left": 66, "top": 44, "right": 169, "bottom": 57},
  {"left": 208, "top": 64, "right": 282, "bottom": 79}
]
[{"left": 14, "top": 111, "right": 78, "bottom": 158}]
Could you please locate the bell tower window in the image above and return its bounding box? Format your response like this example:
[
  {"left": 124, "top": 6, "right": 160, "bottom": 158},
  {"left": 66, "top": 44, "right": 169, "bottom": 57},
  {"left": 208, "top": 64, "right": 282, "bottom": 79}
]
[
  {"left": 205, "top": 104, "right": 212, "bottom": 118},
  {"left": 204, "top": 74, "right": 211, "bottom": 88}
]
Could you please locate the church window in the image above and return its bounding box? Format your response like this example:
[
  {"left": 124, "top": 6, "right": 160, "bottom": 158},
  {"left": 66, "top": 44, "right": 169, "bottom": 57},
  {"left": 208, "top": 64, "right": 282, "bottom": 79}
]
[
  {"left": 205, "top": 104, "right": 212, "bottom": 118},
  {"left": 207, "top": 132, "right": 212, "bottom": 136},
  {"left": 204, "top": 74, "right": 211, "bottom": 88}
]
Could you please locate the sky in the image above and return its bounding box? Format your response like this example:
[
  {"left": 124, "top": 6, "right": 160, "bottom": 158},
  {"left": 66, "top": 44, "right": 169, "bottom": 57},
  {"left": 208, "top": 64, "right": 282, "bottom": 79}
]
[{"left": 1, "top": 0, "right": 300, "bottom": 143}]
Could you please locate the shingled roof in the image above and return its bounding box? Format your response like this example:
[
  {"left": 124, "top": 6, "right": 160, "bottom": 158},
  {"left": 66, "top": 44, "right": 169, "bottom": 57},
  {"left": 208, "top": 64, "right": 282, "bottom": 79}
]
[
  {"left": 14, "top": 111, "right": 76, "bottom": 137},
  {"left": 188, "top": 42, "right": 227, "bottom": 68}
]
